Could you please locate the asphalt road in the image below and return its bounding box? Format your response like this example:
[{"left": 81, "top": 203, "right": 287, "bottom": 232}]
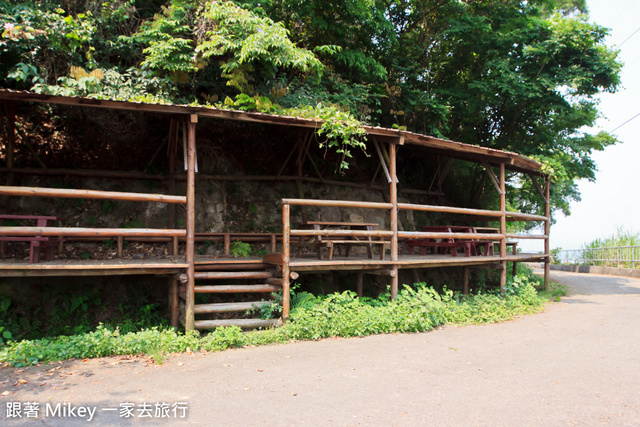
[{"left": 2, "top": 270, "right": 639, "bottom": 426}]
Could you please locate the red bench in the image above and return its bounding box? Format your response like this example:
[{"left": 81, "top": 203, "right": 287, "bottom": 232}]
[{"left": 0, "top": 215, "right": 62, "bottom": 263}]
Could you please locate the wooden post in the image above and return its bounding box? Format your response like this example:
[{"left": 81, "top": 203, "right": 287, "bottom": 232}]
[
  {"left": 184, "top": 115, "right": 197, "bottom": 331},
  {"left": 168, "top": 118, "right": 177, "bottom": 255},
  {"left": 389, "top": 141, "right": 399, "bottom": 299},
  {"left": 3, "top": 102, "right": 16, "bottom": 187},
  {"left": 224, "top": 233, "right": 231, "bottom": 256},
  {"left": 544, "top": 177, "right": 550, "bottom": 290},
  {"left": 117, "top": 236, "right": 123, "bottom": 258},
  {"left": 461, "top": 267, "right": 469, "bottom": 295},
  {"left": 356, "top": 272, "right": 363, "bottom": 297},
  {"left": 170, "top": 277, "right": 179, "bottom": 328},
  {"left": 499, "top": 163, "right": 507, "bottom": 294},
  {"left": 282, "top": 202, "right": 291, "bottom": 321}
]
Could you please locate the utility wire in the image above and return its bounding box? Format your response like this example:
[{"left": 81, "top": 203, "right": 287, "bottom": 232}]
[
  {"left": 611, "top": 111, "right": 640, "bottom": 133},
  {"left": 618, "top": 25, "right": 640, "bottom": 47}
]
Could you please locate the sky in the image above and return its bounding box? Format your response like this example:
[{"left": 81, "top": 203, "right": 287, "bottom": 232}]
[{"left": 524, "top": 0, "right": 640, "bottom": 252}]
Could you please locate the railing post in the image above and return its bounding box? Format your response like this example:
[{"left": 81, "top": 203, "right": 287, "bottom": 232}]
[
  {"left": 499, "top": 163, "right": 507, "bottom": 293},
  {"left": 282, "top": 202, "right": 291, "bottom": 322},
  {"left": 184, "top": 114, "right": 197, "bottom": 331},
  {"left": 389, "top": 141, "right": 399, "bottom": 299}
]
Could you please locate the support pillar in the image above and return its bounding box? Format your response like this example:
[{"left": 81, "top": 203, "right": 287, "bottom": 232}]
[
  {"left": 356, "top": 272, "right": 363, "bottom": 297},
  {"left": 184, "top": 114, "right": 197, "bottom": 331},
  {"left": 499, "top": 163, "right": 507, "bottom": 294},
  {"left": 544, "top": 177, "right": 550, "bottom": 290},
  {"left": 389, "top": 141, "right": 399, "bottom": 299},
  {"left": 282, "top": 202, "right": 291, "bottom": 322},
  {"left": 463, "top": 267, "right": 469, "bottom": 295},
  {"left": 2, "top": 102, "right": 16, "bottom": 188}
]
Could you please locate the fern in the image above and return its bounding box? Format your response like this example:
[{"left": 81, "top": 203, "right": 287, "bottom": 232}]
[{"left": 230, "top": 240, "right": 252, "bottom": 257}]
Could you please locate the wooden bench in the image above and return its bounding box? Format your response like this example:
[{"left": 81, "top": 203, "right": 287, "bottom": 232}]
[{"left": 0, "top": 214, "right": 62, "bottom": 263}]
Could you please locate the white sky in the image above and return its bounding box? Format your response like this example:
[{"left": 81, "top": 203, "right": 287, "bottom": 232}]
[{"left": 524, "top": 0, "right": 640, "bottom": 252}]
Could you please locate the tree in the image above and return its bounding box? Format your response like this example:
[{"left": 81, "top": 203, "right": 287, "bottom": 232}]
[{"left": 0, "top": 0, "right": 622, "bottom": 220}]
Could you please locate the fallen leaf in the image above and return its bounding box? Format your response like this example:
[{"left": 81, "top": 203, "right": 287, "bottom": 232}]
[
  {"left": 82, "top": 359, "right": 89, "bottom": 362},
  {"left": 18, "top": 379, "right": 27, "bottom": 384},
  {"left": 257, "top": 369, "right": 263, "bottom": 372},
  {"left": 1, "top": 391, "right": 10, "bottom": 396}
]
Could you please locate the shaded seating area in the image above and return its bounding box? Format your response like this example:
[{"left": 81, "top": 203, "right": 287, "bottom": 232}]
[{"left": 0, "top": 89, "right": 551, "bottom": 332}]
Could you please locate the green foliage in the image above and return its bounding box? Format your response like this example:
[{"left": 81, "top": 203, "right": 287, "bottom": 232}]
[
  {"left": 0, "top": 269, "right": 548, "bottom": 366},
  {"left": 122, "top": 218, "right": 143, "bottom": 228},
  {"left": 196, "top": 0, "right": 328, "bottom": 93},
  {"left": 0, "top": 0, "right": 623, "bottom": 213},
  {"left": 230, "top": 240, "right": 252, "bottom": 257},
  {"left": 582, "top": 226, "right": 640, "bottom": 250}
]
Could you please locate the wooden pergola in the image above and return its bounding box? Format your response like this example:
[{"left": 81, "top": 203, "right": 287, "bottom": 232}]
[{"left": 0, "top": 89, "right": 550, "bottom": 331}]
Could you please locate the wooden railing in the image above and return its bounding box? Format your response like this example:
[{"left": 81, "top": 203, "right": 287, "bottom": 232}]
[
  {"left": 0, "top": 185, "right": 187, "bottom": 258},
  {"left": 281, "top": 198, "right": 551, "bottom": 319}
]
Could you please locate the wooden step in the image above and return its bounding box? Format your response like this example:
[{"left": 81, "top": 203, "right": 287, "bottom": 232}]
[
  {"left": 194, "top": 284, "right": 279, "bottom": 293},
  {"left": 194, "top": 263, "right": 270, "bottom": 271},
  {"left": 194, "top": 271, "right": 272, "bottom": 280},
  {"left": 195, "top": 318, "right": 280, "bottom": 330},
  {"left": 194, "top": 301, "right": 268, "bottom": 314}
]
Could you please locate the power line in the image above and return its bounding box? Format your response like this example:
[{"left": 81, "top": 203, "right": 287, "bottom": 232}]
[
  {"left": 618, "top": 25, "right": 640, "bottom": 48},
  {"left": 611, "top": 112, "right": 640, "bottom": 133}
]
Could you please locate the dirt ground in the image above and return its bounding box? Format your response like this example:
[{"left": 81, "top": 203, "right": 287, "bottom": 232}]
[{"left": 1, "top": 270, "right": 640, "bottom": 426}]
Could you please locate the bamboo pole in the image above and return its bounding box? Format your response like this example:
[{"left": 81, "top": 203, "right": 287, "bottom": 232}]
[
  {"left": 168, "top": 118, "right": 178, "bottom": 255},
  {"left": 283, "top": 198, "right": 392, "bottom": 210},
  {"left": 544, "top": 177, "right": 550, "bottom": 290},
  {"left": 505, "top": 234, "right": 548, "bottom": 239},
  {"left": 499, "top": 163, "right": 507, "bottom": 294},
  {"left": 0, "top": 186, "right": 186, "bottom": 204},
  {"left": 282, "top": 202, "right": 291, "bottom": 321},
  {"left": 184, "top": 115, "right": 197, "bottom": 331},
  {"left": 399, "top": 231, "right": 504, "bottom": 240},
  {"left": 398, "top": 203, "right": 503, "bottom": 217},
  {"left": 0, "top": 226, "right": 185, "bottom": 237},
  {"left": 290, "top": 229, "right": 393, "bottom": 238},
  {"left": 389, "top": 141, "right": 399, "bottom": 299}
]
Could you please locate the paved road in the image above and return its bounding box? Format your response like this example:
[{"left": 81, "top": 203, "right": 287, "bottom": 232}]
[{"left": 2, "top": 270, "right": 640, "bottom": 426}]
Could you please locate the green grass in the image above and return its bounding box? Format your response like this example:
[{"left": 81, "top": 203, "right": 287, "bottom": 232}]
[{"left": 0, "top": 269, "right": 551, "bottom": 367}]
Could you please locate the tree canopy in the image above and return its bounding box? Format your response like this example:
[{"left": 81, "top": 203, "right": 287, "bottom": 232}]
[{"left": 0, "top": 0, "right": 622, "bottom": 220}]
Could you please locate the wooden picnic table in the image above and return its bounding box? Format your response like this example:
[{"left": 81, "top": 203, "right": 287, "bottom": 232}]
[
  {"left": 0, "top": 214, "right": 62, "bottom": 263},
  {"left": 298, "top": 221, "right": 387, "bottom": 260},
  {"left": 406, "top": 225, "right": 492, "bottom": 257}
]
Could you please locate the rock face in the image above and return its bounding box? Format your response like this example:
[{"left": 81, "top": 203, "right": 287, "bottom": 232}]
[{"left": 8, "top": 174, "right": 433, "bottom": 234}]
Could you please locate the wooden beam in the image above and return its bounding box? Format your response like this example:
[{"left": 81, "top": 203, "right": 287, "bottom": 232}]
[
  {"left": 398, "top": 203, "right": 503, "bottom": 217},
  {"left": 282, "top": 202, "right": 291, "bottom": 321},
  {"left": 0, "top": 226, "right": 185, "bottom": 237},
  {"left": 3, "top": 101, "right": 16, "bottom": 187},
  {"left": 283, "top": 198, "right": 392, "bottom": 210},
  {"left": 389, "top": 141, "right": 399, "bottom": 299},
  {"left": 482, "top": 161, "right": 502, "bottom": 195},
  {"left": 184, "top": 117, "right": 196, "bottom": 331},
  {"left": 0, "top": 186, "right": 186, "bottom": 204},
  {"left": 544, "top": 177, "right": 550, "bottom": 290},
  {"left": 528, "top": 173, "right": 547, "bottom": 203},
  {"left": 373, "top": 137, "right": 392, "bottom": 183}
]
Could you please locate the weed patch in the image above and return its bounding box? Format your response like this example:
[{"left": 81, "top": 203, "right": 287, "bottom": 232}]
[{"left": 0, "top": 271, "right": 548, "bottom": 367}]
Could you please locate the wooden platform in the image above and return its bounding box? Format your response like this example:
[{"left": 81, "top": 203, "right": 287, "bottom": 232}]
[
  {"left": 0, "top": 257, "right": 188, "bottom": 277},
  {"left": 0, "top": 252, "right": 548, "bottom": 277}
]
